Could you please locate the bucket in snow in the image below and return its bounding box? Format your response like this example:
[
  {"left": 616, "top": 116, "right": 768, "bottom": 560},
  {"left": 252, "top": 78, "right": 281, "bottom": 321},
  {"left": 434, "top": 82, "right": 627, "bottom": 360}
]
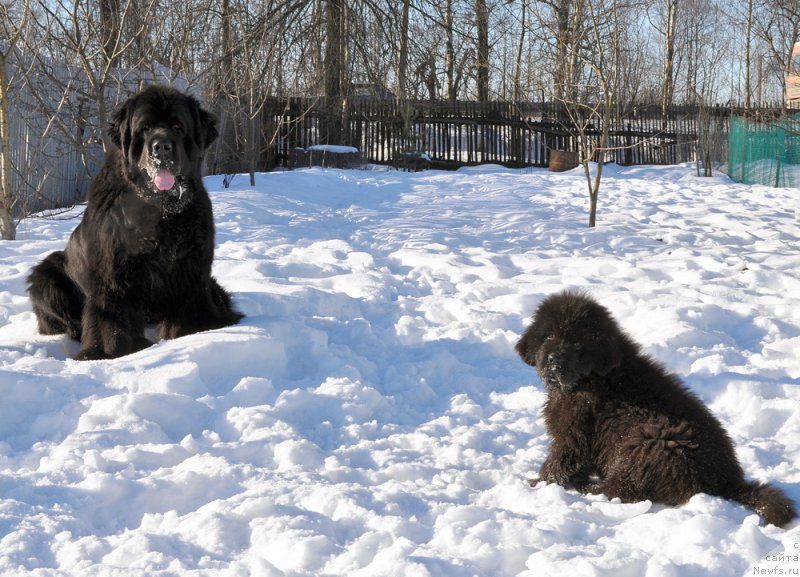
[{"left": 548, "top": 150, "right": 579, "bottom": 172}]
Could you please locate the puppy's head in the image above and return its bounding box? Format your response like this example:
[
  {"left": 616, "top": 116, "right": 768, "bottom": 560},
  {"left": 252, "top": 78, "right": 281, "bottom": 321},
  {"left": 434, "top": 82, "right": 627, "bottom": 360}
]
[{"left": 516, "top": 290, "right": 623, "bottom": 392}]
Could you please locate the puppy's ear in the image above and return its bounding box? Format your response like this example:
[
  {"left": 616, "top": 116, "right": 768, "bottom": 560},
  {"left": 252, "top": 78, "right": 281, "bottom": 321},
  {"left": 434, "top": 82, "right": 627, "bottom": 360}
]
[
  {"left": 584, "top": 305, "right": 626, "bottom": 377},
  {"left": 590, "top": 333, "right": 623, "bottom": 376},
  {"left": 197, "top": 108, "right": 218, "bottom": 149},
  {"left": 515, "top": 328, "right": 541, "bottom": 367}
]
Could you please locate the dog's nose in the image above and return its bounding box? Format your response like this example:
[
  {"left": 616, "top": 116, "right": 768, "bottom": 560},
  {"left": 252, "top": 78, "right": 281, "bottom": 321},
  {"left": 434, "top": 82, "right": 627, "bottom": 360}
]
[
  {"left": 547, "top": 351, "right": 563, "bottom": 366},
  {"left": 151, "top": 137, "right": 174, "bottom": 160}
]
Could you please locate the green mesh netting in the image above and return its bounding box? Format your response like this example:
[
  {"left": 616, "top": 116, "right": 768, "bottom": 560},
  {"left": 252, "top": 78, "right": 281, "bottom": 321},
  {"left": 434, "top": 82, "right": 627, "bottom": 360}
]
[{"left": 729, "top": 114, "right": 800, "bottom": 188}]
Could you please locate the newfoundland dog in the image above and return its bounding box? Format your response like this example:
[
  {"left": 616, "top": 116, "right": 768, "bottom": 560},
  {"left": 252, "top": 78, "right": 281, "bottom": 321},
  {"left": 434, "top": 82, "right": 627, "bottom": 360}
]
[
  {"left": 516, "top": 289, "right": 796, "bottom": 527},
  {"left": 28, "top": 86, "right": 243, "bottom": 360}
]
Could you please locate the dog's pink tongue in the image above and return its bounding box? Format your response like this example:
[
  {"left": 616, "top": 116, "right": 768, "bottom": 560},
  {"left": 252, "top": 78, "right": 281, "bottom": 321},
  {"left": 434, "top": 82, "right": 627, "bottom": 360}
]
[{"left": 154, "top": 168, "right": 175, "bottom": 191}]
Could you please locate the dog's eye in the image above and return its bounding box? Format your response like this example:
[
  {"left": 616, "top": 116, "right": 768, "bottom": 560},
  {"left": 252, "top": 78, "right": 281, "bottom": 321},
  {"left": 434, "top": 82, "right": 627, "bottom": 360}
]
[
  {"left": 173, "top": 122, "right": 183, "bottom": 132},
  {"left": 141, "top": 125, "right": 151, "bottom": 133}
]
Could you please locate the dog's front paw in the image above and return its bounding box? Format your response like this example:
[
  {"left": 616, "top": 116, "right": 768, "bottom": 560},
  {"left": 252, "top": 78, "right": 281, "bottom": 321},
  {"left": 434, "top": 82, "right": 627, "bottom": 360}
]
[
  {"left": 129, "top": 335, "right": 154, "bottom": 353},
  {"left": 74, "top": 347, "right": 109, "bottom": 361}
]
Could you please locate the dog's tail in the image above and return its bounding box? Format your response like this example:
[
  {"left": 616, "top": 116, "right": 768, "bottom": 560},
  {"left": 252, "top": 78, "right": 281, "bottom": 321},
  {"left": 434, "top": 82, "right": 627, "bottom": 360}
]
[{"left": 733, "top": 481, "right": 796, "bottom": 528}]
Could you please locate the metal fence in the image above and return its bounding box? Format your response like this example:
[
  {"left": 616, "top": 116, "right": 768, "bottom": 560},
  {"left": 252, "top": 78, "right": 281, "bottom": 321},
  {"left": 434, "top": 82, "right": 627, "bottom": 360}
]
[
  {"left": 729, "top": 114, "right": 800, "bottom": 188},
  {"left": 5, "top": 55, "right": 189, "bottom": 218}
]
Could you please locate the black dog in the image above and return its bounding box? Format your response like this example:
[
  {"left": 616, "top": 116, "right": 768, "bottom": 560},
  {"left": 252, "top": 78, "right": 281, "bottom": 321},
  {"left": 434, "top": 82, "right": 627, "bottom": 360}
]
[
  {"left": 516, "top": 289, "right": 796, "bottom": 527},
  {"left": 28, "top": 86, "right": 242, "bottom": 360}
]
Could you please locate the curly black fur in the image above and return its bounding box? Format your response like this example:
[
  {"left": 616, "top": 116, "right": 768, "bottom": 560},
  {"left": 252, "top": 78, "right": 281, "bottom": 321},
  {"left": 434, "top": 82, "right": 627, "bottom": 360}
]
[
  {"left": 516, "top": 289, "right": 796, "bottom": 527},
  {"left": 28, "top": 86, "right": 242, "bottom": 360}
]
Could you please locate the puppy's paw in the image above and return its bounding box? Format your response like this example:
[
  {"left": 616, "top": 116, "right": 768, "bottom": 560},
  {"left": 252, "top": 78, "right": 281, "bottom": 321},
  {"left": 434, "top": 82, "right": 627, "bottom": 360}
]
[{"left": 539, "top": 459, "right": 570, "bottom": 485}]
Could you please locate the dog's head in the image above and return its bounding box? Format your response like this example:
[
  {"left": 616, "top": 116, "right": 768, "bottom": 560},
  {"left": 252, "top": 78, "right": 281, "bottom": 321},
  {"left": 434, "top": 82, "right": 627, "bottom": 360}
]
[
  {"left": 108, "top": 86, "right": 217, "bottom": 210},
  {"left": 516, "top": 290, "right": 623, "bottom": 392}
]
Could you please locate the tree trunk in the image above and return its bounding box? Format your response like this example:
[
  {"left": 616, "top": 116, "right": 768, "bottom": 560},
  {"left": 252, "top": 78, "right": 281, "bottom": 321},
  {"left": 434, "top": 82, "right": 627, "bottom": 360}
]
[
  {"left": 221, "top": 0, "right": 234, "bottom": 97},
  {"left": 0, "top": 57, "right": 16, "bottom": 240},
  {"left": 323, "top": 0, "right": 344, "bottom": 144},
  {"left": 445, "top": 0, "right": 456, "bottom": 100},
  {"left": 397, "top": 0, "right": 410, "bottom": 100},
  {"left": 476, "top": 0, "right": 490, "bottom": 102},
  {"left": 744, "top": 0, "right": 753, "bottom": 110},
  {"left": 513, "top": 0, "right": 527, "bottom": 103},
  {"left": 661, "top": 0, "right": 678, "bottom": 126},
  {"left": 553, "top": 0, "right": 570, "bottom": 100},
  {"left": 99, "top": 0, "right": 120, "bottom": 68}
]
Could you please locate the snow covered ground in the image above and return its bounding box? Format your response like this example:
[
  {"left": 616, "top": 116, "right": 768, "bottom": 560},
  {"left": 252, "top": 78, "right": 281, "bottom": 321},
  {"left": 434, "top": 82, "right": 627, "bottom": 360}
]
[{"left": 0, "top": 163, "right": 798, "bottom": 576}]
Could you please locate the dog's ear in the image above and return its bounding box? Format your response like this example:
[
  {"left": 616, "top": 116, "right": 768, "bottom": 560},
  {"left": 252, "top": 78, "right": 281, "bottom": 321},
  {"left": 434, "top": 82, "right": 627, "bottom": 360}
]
[
  {"left": 584, "top": 303, "right": 626, "bottom": 377},
  {"left": 197, "top": 107, "right": 218, "bottom": 149},
  {"left": 589, "top": 331, "right": 623, "bottom": 376},
  {"left": 515, "top": 327, "right": 541, "bottom": 367},
  {"left": 108, "top": 97, "right": 133, "bottom": 151}
]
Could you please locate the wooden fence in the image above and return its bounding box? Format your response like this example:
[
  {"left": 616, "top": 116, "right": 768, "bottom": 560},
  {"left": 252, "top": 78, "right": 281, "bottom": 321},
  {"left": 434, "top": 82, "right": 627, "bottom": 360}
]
[{"left": 241, "top": 98, "right": 765, "bottom": 172}]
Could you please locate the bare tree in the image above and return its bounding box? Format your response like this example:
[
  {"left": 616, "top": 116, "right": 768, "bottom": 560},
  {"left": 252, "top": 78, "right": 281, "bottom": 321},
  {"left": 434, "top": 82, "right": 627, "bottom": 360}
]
[
  {"left": 476, "top": 0, "right": 490, "bottom": 101},
  {"left": 99, "top": 0, "right": 121, "bottom": 68},
  {"left": 397, "top": 0, "right": 411, "bottom": 99},
  {"left": 433, "top": 0, "right": 473, "bottom": 100},
  {"left": 0, "top": 0, "right": 31, "bottom": 240},
  {"left": 205, "top": 0, "right": 316, "bottom": 177},
  {"left": 512, "top": 0, "right": 529, "bottom": 102},
  {"left": 533, "top": 0, "right": 585, "bottom": 100},
  {"left": 445, "top": 0, "right": 457, "bottom": 99},
  {"left": 220, "top": 0, "right": 234, "bottom": 97},
  {"left": 555, "top": 0, "right": 627, "bottom": 226},
  {"left": 744, "top": 0, "right": 754, "bottom": 109},
  {"left": 29, "top": 0, "right": 163, "bottom": 152},
  {"left": 617, "top": 17, "right": 658, "bottom": 105},
  {"left": 680, "top": 0, "right": 726, "bottom": 175},
  {"left": 753, "top": 0, "right": 800, "bottom": 102},
  {"left": 654, "top": 0, "right": 680, "bottom": 122},
  {"left": 322, "top": 0, "right": 346, "bottom": 143}
]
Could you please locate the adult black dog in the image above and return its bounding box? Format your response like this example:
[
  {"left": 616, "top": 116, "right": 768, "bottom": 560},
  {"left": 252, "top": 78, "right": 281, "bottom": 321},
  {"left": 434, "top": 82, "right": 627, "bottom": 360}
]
[
  {"left": 516, "top": 289, "right": 796, "bottom": 527},
  {"left": 28, "top": 85, "right": 243, "bottom": 360}
]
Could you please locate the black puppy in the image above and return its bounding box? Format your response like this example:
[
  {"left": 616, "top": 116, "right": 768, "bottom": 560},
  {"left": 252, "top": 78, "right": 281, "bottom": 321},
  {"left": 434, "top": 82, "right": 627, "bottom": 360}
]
[
  {"left": 28, "top": 86, "right": 242, "bottom": 360},
  {"left": 516, "top": 289, "right": 795, "bottom": 527}
]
